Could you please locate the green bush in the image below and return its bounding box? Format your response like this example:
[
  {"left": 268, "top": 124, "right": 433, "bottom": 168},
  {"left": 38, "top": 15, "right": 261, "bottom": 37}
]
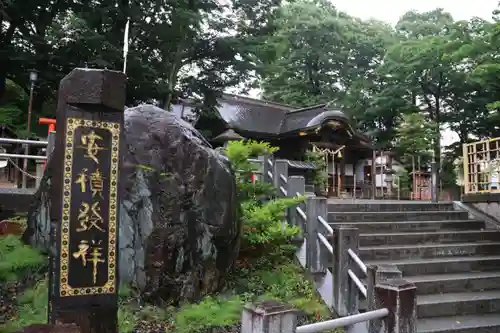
[
  {"left": 225, "top": 140, "right": 278, "bottom": 202},
  {"left": 225, "top": 140, "right": 304, "bottom": 256},
  {"left": 305, "top": 150, "right": 328, "bottom": 190},
  {"left": 175, "top": 296, "right": 243, "bottom": 333}
]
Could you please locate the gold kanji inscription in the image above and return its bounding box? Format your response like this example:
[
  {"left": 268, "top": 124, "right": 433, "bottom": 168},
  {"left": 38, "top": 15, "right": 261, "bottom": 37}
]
[
  {"left": 75, "top": 168, "right": 89, "bottom": 193},
  {"left": 76, "top": 202, "right": 104, "bottom": 232},
  {"left": 81, "top": 130, "right": 105, "bottom": 163},
  {"left": 74, "top": 168, "right": 104, "bottom": 198},
  {"left": 61, "top": 118, "right": 120, "bottom": 296},
  {"left": 90, "top": 169, "right": 104, "bottom": 198},
  {"left": 72, "top": 240, "right": 90, "bottom": 266},
  {"left": 89, "top": 247, "right": 105, "bottom": 284},
  {"left": 72, "top": 240, "right": 106, "bottom": 285}
]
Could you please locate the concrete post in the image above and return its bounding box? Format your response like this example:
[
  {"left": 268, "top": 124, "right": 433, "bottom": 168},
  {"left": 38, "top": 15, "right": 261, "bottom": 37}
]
[
  {"left": 35, "top": 160, "right": 44, "bottom": 188},
  {"left": 366, "top": 265, "right": 403, "bottom": 333},
  {"left": 46, "top": 131, "right": 56, "bottom": 161},
  {"left": 241, "top": 301, "right": 298, "bottom": 333},
  {"left": 333, "top": 226, "right": 359, "bottom": 317},
  {"left": 372, "top": 279, "right": 417, "bottom": 333},
  {"left": 305, "top": 196, "right": 327, "bottom": 273},
  {"left": 274, "top": 159, "right": 288, "bottom": 197},
  {"left": 288, "top": 176, "right": 305, "bottom": 228}
]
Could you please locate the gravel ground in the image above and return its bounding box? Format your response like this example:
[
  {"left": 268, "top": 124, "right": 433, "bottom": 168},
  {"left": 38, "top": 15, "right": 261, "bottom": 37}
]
[{"left": 0, "top": 281, "right": 19, "bottom": 324}]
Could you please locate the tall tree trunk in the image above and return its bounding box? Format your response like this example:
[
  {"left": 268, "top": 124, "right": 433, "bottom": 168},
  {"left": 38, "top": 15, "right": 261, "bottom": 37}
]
[
  {"left": 163, "top": 42, "right": 184, "bottom": 111},
  {"left": 434, "top": 94, "right": 441, "bottom": 198}
]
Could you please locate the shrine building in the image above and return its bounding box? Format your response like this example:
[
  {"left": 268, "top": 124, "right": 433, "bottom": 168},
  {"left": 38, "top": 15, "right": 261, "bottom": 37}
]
[{"left": 173, "top": 93, "right": 377, "bottom": 197}]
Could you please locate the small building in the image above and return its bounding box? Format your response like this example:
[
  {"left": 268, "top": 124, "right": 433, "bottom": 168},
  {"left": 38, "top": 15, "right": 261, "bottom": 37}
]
[
  {"left": 184, "top": 94, "right": 376, "bottom": 197},
  {"left": 368, "top": 152, "right": 405, "bottom": 194}
]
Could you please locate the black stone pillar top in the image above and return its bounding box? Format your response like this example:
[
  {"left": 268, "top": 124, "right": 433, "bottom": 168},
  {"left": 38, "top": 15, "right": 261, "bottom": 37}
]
[{"left": 58, "top": 69, "right": 126, "bottom": 111}]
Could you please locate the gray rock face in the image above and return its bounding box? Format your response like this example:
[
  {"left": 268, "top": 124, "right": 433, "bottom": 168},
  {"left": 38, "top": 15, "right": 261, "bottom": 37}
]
[{"left": 23, "top": 104, "right": 240, "bottom": 303}]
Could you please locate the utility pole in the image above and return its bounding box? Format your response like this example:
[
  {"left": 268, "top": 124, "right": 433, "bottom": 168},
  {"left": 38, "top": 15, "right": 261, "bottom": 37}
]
[{"left": 21, "top": 70, "right": 38, "bottom": 188}]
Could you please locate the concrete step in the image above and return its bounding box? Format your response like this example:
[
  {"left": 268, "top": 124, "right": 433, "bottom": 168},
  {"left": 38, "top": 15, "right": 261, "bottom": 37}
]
[
  {"left": 418, "top": 290, "right": 500, "bottom": 318},
  {"left": 359, "top": 242, "right": 500, "bottom": 261},
  {"left": 329, "top": 202, "right": 455, "bottom": 212},
  {"left": 330, "top": 220, "right": 485, "bottom": 233},
  {"left": 360, "top": 229, "right": 500, "bottom": 247},
  {"left": 407, "top": 271, "right": 500, "bottom": 295},
  {"left": 365, "top": 255, "right": 500, "bottom": 276},
  {"left": 328, "top": 210, "right": 469, "bottom": 222},
  {"left": 417, "top": 313, "right": 500, "bottom": 333}
]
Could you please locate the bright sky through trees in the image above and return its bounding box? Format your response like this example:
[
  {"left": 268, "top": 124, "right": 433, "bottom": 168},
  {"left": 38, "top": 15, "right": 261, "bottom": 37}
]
[{"left": 331, "top": 0, "right": 497, "bottom": 25}]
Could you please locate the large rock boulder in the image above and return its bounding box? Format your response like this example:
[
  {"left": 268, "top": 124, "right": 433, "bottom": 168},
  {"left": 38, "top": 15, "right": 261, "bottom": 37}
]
[{"left": 23, "top": 105, "right": 240, "bottom": 303}]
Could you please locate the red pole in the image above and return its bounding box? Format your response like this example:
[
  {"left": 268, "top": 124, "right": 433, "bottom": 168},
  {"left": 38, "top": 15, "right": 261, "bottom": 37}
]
[{"left": 39, "top": 118, "right": 57, "bottom": 134}]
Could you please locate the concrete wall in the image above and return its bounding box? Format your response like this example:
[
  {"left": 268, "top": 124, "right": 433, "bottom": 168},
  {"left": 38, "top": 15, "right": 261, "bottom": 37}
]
[
  {"left": 462, "top": 193, "right": 500, "bottom": 226},
  {"left": 471, "top": 202, "right": 500, "bottom": 221}
]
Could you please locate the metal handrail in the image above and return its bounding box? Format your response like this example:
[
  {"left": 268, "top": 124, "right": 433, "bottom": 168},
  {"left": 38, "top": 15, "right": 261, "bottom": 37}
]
[
  {"left": 267, "top": 170, "right": 273, "bottom": 179},
  {"left": 280, "top": 186, "right": 288, "bottom": 196},
  {"left": 348, "top": 248, "right": 367, "bottom": 275},
  {"left": 348, "top": 269, "right": 367, "bottom": 297},
  {"left": 296, "top": 206, "right": 307, "bottom": 220},
  {"left": 0, "top": 153, "right": 47, "bottom": 160},
  {"left": 0, "top": 137, "right": 49, "bottom": 146},
  {"left": 317, "top": 232, "right": 333, "bottom": 254},
  {"left": 295, "top": 308, "right": 389, "bottom": 333},
  {"left": 267, "top": 159, "right": 273, "bottom": 166},
  {"left": 317, "top": 216, "right": 333, "bottom": 235},
  {"left": 280, "top": 173, "right": 287, "bottom": 183}
]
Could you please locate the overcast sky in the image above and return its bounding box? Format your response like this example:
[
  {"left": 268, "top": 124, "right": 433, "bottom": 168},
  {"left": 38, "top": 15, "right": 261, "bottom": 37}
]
[{"left": 331, "top": 0, "right": 498, "bottom": 24}]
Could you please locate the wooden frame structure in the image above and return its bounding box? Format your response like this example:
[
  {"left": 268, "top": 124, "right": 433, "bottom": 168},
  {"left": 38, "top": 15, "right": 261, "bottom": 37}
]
[{"left": 463, "top": 138, "right": 500, "bottom": 194}]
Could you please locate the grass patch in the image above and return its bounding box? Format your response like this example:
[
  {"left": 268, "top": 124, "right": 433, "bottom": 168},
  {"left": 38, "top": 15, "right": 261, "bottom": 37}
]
[
  {"left": 231, "top": 257, "right": 330, "bottom": 319},
  {"left": 0, "top": 235, "right": 45, "bottom": 282},
  {"left": 174, "top": 296, "right": 243, "bottom": 333},
  {"left": 3, "top": 281, "right": 142, "bottom": 333}
]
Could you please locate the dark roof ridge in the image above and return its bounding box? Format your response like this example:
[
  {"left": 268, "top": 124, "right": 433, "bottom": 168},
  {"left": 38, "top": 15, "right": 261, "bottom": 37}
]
[
  {"left": 222, "top": 93, "right": 294, "bottom": 111},
  {"left": 286, "top": 103, "right": 328, "bottom": 114}
]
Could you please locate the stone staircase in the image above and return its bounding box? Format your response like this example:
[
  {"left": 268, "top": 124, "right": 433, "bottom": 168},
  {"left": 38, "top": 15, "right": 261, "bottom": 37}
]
[{"left": 328, "top": 201, "right": 500, "bottom": 333}]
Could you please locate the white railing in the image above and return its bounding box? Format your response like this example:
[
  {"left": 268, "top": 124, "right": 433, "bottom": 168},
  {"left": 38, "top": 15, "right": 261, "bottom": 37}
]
[
  {"left": 295, "top": 308, "right": 389, "bottom": 333},
  {"left": 0, "top": 132, "right": 55, "bottom": 188}
]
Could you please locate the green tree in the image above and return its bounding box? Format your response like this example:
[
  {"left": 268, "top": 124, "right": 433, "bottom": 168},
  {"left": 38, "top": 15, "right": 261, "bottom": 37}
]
[
  {"left": 394, "top": 113, "right": 438, "bottom": 161},
  {"left": 225, "top": 140, "right": 303, "bottom": 259},
  {"left": 256, "top": 0, "right": 393, "bottom": 108},
  {"left": 0, "top": 79, "right": 27, "bottom": 134},
  {"left": 2, "top": 0, "right": 283, "bottom": 132}
]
